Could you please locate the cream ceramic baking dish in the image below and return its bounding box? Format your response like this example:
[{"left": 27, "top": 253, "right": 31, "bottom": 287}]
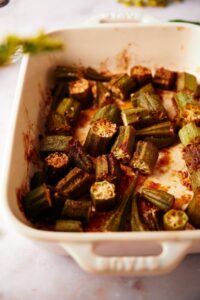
[{"left": 2, "top": 13, "right": 200, "bottom": 276}]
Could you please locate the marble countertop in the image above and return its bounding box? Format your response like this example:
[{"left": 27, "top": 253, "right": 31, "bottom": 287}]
[{"left": 1, "top": 0, "right": 200, "bottom": 299}]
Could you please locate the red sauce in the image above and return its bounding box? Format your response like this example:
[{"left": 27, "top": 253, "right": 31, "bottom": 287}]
[
  {"left": 146, "top": 181, "right": 169, "bottom": 192},
  {"left": 156, "top": 149, "right": 171, "bottom": 173}
]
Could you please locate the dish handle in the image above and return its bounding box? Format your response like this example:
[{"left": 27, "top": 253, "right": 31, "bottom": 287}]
[
  {"left": 61, "top": 240, "right": 192, "bottom": 276},
  {"left": 84, "top": 12, "right": 160, "bottom": 26}
]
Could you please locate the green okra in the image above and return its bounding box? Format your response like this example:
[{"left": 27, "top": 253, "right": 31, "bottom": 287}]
[
  {"left": 69, "top": 78, "right": 93, "bottom": 109},
  {"left": 68, "top": 138, "right": 94, "bottom": 173},
  {"left": 138, "top": 197, "right": 162, "bottom": 231},
  {"left": 51, "top": 81, "right": 69, "bottom": 110},
  {"left": 163, "top": 209, "right": 188, "bottom": 230},
  {"left": 130, "top": 140, "right": 159, "bottom": 175},
  {"left": 54, "top": 66, "right": 81, "bottom": 81},
  {"left": 84, "top": 67, "right": 111, "bottom": 82},
  {"left": 178, "top": 122, "right": 200, "bottom": 146},
  {"left": 95, "top": 154, "right": 121, "bottom": 183},
  {"left": 90, "top": 180, "right": 117, "bottom": 212},
  {"left": 56, "top": 97, "right": 81, "bottom": 124},
  {"left": 30, "top": 171, "right": 45, "bottom": 190},
  {"left": 176, "top": 72, "right": 198, "bottom": 94},
  {"left": 46, "top": 111, "right": 71, "bottom": 135},
  {"left": 61, "top": 199, "right": 91, "bottom": 223},
  {"left": 141, "top": 188, "right": 175, "bottom": 212},
  {"left": 111, "top": 125, "right": 136, "bottom": 164},
  {"left": 45, "top": 152, "right": 69, "bottom": 184},
  {"left": 40, "top": 135, "right": 72, "bottom": 156},
  {"left": 130, "top": 65, "right": 152, "bottom": 87},
  {"left": 84, "top": 118, "right": 117, "bottom": 157},
  {"left": 144, "top": 135, "right": 178, "bottom": 149},
  {"left": 95, "top": 82, "right": 113, "bottom": 107},
  {"left": 55, "top": 219, "right": 83, "bottom": 232},
  {"left": 121, "top": 107, "right": 148, "bottom": 126},
  {"left": 187, "top": 187, "right": 200, "bottom": 228},
  {"left": 190, "top": 170, "right": 200, "bottom": 192},
  {"left": 132, "top": 83, "right": 155, "bottom": 97},
  {"left": 56, "top": 167, "right": 94, "bottom": 198},
  {"left": 92, "top": 103, "right": 121, "bottom": 124},
  {"left": 22, "top": 184, "right": 52, "bottom": 220},
  {"left": 111, "top": 73, "right": 137, "bottom": 100},
  {"left": 153, "top": 68, "right": 176, "bottom": 90},
  {"left": 136, "top": 121, "right": 174, "bottom": 138},
  {"left": 131, "top": 194, "right": 147, "bottom": 231},
  {"left": 103, "top": 172, "right": 138, "bottom": 232}
]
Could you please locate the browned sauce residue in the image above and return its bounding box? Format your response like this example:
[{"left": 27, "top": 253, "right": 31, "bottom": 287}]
[
  {"left": 176, "top": 170, "right": 192, "bottom": 191},
  {"left": 174, "top": 194, "right": 192, "bottom": 210},
  {"left": 156, "top": 149, "right": 171, "bottom": 173},
  {"left": 146, "top": 181, "right": 169, "bottom": 192}
]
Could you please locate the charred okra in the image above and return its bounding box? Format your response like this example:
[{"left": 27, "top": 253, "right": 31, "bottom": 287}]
[
  {"left": 84, "top": 67, "right": 111, "bottom": 82},
  {"left": 144, "top": 135, "right": 178, "bottom": 149},
  {"left": 40, "top": 135, "right": 72, "bottom": 156},
  {"left": 84, "top": 118, "right": 117, "bottom": 157},
  {"left": 56, "top": 167, "right": 94, "bottom": 198},
  {"left": 190, "top": 170, "right": 200, "bottom": 192},
  {"left": 30, "top": 171, "right": 45, "bottom": 190},
  {"left": 138, "top": 197, "right": 161, "bottom": 231},
  {"left": 141, "top": 188, "right": 175, "bottom": 212},
  {"left": 45, "top": 152, "right": 69, "bottom": 184},
  {"left": 56, "top": 97, "right": 81, "bottom": 124},
  {"left": 153, "top": 68, "right": 176, "bottom": 90},
  {"left": 176, "top": 72, "right": 198, "bottom": 94},
  {"left": 22, "top": 184, "right": 52, "bottom": 220},
  {"left": 163, "top": 209, "right": 188, "bottom": 230},
  {"left": 46, "top": 111, "right": 71, "bottom": 135},
  {"left": 69, "top": 78, "right": 93, "bottom": 108},
  {"left": 55, "top": 219, "right": 83, "bottom": 232},
  {"left": 130, "top": 65, "right": 152, "bottom": 87},
  {"left": 54, "top": 66, "right": 81, "bottom": 81},
  {"left": 61, "top": 199, "right": 91, "bottom": 223},
  {"left": 103, "top": 173, "right": 138, "bottom": 231},
  {"left": 111, "top": 126, "right": 136, "bottom": 164},
  {"left": 90, "top": 180, "right": 117, "bottom": 211},
  {"left": 121, "top": 107, "right": 148, "bottom": 127},
  {"left": 92, "top": 103, "right": 121, "bottom": 124},
  {"left": 136, "top": 121, "right": 174, "bottom": 138},
  {"left": 68, "top": 138, "right": 94, "bottom": 173},
  {"left": 178, "top": 122, "right": 200, "bottom": 146},
  {"left": 131, "top": 194, "right": 147, "bottom": 231},
  {"left": 51, "top": 81, "right": 69, "bottom": 110},
  {"left": 187, "top": 187, "right": 200, "bottom": 228},
  {"left": 95, "top": 154, "right": 121, "bottom": 183},
  {"left": 95, "top": 82, "right": 113, "bottom": 107},
  {"left": 111, "top": 73, "right": 137, "bottom": 100},
  {"left": 130, "top": 140, "right": 159, "bottom": 175}
]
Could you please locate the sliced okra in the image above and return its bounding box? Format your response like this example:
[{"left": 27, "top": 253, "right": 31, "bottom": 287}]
[
  {"left": 56, "top": 97, "right": 81, "bottom": 124},
  {"left": 51, "top": 81, "right": 69, "bottom": 110},
  {"left": 130, "top": 65, "right": 152, "bottom": 87},
  {"left": 144, "top": 135, "right": 178, "bottom": 149},
  {"left": 55, "top": 219, "right": 83, "bottom": 232},
  {"left": 176, "top": 72, "right": 198, "bottom": 94},
  {"left": 95, "top": 82, "right": 113, "bottom": 107},
  {"left": 141, "top": 188, "right": 175, "bottom": 212},
  {"left": 95, "top": 154, "right": 121, "bottom": 183},
  {"left": 30, "top": 171, "right": 45, "bottom": 190},
  {"left": 46, "top": 111, "right": 71, "bottom": 135},
  {"left": 45, "top": 152, "right": 69, "bottom": 184},
  {"left": 111, "top": 73, "right": 137, "bottom": 100},
  {"left": 54, "top": 65, "right": 81, "bottom": 81},
  {"left": 84, "top": 67, "right": 111, "bottom": 82},
  {"left": 138, "top": 197, "right": 161, "bottom": 231},
  {"left": 178, "top": 122, "right": 200, "bottom": 146},
  {"left": 92, "top": 103, "right": 121, "bottom": 124},
  {"left": 153, "top": 67, "right": 176, "bottom": 90},
  {"left": 40, "top": 135, "right": 72, "bottom": 156},
  {"left": 163, "top": 209, "right": 188, "bottom": 230},
  {"left": 136, "top": 121, "right": 174, "bottom": 138},
  {"left": 69, "top": 78, "right": 93, "bottom": 109},
  {"left": 61, "top": 199, "right": 91, "bottom": 223}
]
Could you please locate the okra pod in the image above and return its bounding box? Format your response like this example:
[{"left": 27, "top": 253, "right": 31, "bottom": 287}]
[
  {"left": 163, "top": 209, "right": 188, "bottom": 230},
  {"left": 68, "top": 138, "right": 94, "bottom": 173},
  {"left": 92, "top": 103, "right": 121, "bottom": 124},
  {"left": 84, "top": 118, "right": 117, "bottom": 157},
  {"left": 84, "top": 67, "right": 111, "bottom": 82},
  {"left": 121, "top": 107, "right": 148, "bottom": 126},
  {"left": 69, "top": 78, "right": 93, "bottom": 109},
  {"left": 30, "top": 171, "right": 45, "bottom": 190},
  {"left": 153, "top": 68, "right": 176, "bottom": 90},
  {"left": 95, "top": 154, "right": 121, "bottom": 183},
  {"left": 141, "top": 188, "right": 175, "bottom": 212},
  {"left": 191, "top": 170, "right": 200, "bottom": 192},
  {"left": 111, "top": 73, "right": 137, "bottom": 100},
  {"left": 56, "top": 97, "right": 81, "bottom": 124},
  {"left": 138, "top": 197, "right": 161, "bottom": 231},
  {"left": 51, "top": 81, "right": 69, "bottom": 110},
  {"left": 103, "top": 172, "right": 138, "bottom": 231},
  {"left": 54, "top": 65, "right": 81, "bottom": 81},
  {"left": 144, "top": 135, "right": 178, "bottom": 149},
  {"left": 55, "top": 219, "right": 83, "bottom": 232},
  {"left": 187, "top": 188, "right": 200, "bottom": 228},
  {"left": 61, "top": 199, "right": 91, "bottom": 223},
  {"left": 111, "top": 126, "right": 136, "bottom": 164},
  {"left": 45, "top": 152, "right": 69, "bottom": 184},
  {"left": 175, "top": 92, "right": 196, "bottom": 109},
  {"left": 136, "top": 121, "right": 174, "bottom": 138},
  {"left": 56, "top": 167, "right": 94, "bottom": 198},
  {"left": 40, "top": 135, "right": 72, "bottom": 156},
  {"left": 96, "top": 82, "right": 113, "bottom": 107},
  {"left": 176, "top": 72, "right": 198, "bottom": 94},
  {"left": 131, "top": 194, "right": 147, "bottom": 231},
  {"left": 46, "top": 111, "right": 71, "bottom": 135},
  {"left": 130, "top": 140, "right": 159, "bottom": 175},
  {"left": 132, "top": 83, "right": 155, "bottom": 98},
  {"left": 130, "top": 65, "right": 152, "bottom": 87},
  {"left": 175, "top": 92, "right": 200, "bottom": 124},
  {"left": 178, "top": 122, "right": 200, "bottom": 146},
  {"left": 22, "top": 184, "right": 52, "bottom": 220},
  {"left": 90, "top": 180, "right": 117, "bottom": 211}
]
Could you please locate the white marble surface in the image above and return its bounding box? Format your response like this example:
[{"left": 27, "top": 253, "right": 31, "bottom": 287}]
[{"left": 1, "top": 0, "right": 200, "bottom": 299}]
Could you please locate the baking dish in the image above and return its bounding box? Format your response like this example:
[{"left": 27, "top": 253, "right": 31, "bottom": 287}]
[{"left": 2, "top": 12, "right": 200, "bottom": 276}]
